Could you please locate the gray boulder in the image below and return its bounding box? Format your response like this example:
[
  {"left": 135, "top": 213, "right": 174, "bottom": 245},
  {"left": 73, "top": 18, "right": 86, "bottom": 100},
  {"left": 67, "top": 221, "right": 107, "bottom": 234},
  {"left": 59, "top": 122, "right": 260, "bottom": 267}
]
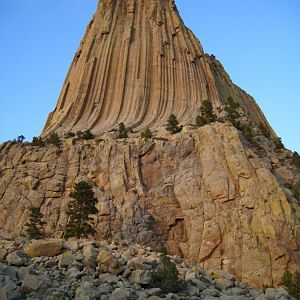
[{"left": 6, "top": 251, "right": 27, "bottom": 266}]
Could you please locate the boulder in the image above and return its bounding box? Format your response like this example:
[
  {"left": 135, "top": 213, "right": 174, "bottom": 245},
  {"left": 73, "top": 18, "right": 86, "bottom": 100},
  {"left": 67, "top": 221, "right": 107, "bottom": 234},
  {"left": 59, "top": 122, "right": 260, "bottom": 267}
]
[
  {"left": 109, "top": 288, "right": 131, "bottom": 300},
  {"left": 0, "top": 262, "right": 17, "bottom": 281},
  {"left": 97, "top": 249, "right": 118, "bottom": 269},
  {"left": 128, "top": 269, "right": 152, "bottom": 285},
  {"left": 83, "top": 245, "right": 98, "bottom": 268},
  {"left": 215, "top": 278, "right": 235, "bottom": 290},
  {"left": 6, "top": 251, "right": 27, "bottom": 266},
  {"left": 21, "top": 274, "right": 46, "bottom": 293},
  {"left": 58, "top": 253, "right": 75, "bottom": 269},
  {"left": 75, "top": 281, "right": 112, "bottom": 299},
  {"left": 0, "top": 276, "right": 23, "bottom": 300},
  {"left": 264, "top": 287, "right": 290, "bottom": 300},
  {"left": 24, "top": 239, "right": 63, "bottom": 258}
]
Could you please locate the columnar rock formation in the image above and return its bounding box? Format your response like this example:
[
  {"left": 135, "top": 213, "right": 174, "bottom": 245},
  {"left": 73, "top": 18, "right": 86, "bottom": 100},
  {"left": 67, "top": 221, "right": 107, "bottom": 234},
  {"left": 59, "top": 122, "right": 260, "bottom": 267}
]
[{"left": 42, "top": 0, "right": 273, "bottom": 137}]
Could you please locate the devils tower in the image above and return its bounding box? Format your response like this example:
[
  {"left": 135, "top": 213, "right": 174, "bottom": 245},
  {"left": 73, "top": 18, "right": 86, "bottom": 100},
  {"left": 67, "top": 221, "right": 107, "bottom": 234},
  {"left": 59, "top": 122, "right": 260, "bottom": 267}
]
[
  {"left": 0, "top": 0, "right": 299, "bottom": 293},
  {"left": 42, "top": 0, "right": 273, "bottom": 137}
]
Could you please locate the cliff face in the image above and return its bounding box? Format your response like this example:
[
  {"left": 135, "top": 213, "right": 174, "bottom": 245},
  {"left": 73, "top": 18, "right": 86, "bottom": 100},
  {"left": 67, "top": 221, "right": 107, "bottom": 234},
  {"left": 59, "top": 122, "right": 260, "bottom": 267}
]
[
  {"left": 42, "top": 0, "right": 274, "bottom": 137},
  {"left": 1, "top": 124, "right": 299, "bottom": 288}
]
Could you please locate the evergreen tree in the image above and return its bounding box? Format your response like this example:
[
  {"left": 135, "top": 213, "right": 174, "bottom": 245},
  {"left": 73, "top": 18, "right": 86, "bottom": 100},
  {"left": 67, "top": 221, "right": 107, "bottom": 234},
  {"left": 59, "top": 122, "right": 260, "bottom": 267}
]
[
  {"left": 166, "top": 114, "right": 183, "bottom": 134},
  {"left": 25, "top": 207, "right": 46, "bottom": 239},
  {"left": 65, "top": 181, "right": 98, "bottom": 239},
  {"left": 153, "top": 252, "right": 181, "bottom": 293},
  {"left": 17, "top": 135, "right": 25, "bottom": 142},
  {"left": 65, "top": 131, "right": 76, "bottom": 139},
  {"left": 117, "top": 122, "right": 129, "bottom": 138},
  {"left": 141, "top": 127, "right": 153, "bottom": 140},
  {"left": 224, "top": 96, "right": 242, "bottom": 129},
  {"left": 46, "top": 132, "right": 61, "bottom": 147},
  {"left": 81, "top": 130, "right": 94, "bottom": 140},
  {"left": 32, "top": 136, "right": 45, "bottom": 147}
]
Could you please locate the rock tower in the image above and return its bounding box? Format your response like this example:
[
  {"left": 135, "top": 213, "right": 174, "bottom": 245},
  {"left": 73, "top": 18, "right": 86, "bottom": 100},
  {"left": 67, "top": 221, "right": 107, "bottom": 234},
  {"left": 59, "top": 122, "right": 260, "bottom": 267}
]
[{"left": 42, "top": 0, "right": 273, "bottom": 137}]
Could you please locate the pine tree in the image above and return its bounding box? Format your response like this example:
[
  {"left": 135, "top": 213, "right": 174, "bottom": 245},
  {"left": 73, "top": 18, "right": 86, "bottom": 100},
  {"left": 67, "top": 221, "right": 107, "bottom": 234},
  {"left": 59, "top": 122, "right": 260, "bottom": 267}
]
[
  {"left": 166, "top": 114, "right": 183, "bottom": 134},
  {"left": 141, "top": 127, "right": 153, "bottom": 140},
  {"left": 17, "top": 135, "right": 25, "bottom": 142},
  {"left": 153, "top": 252, "right": 181, "bottom": 293},
  {"left": 32, "top": 136, "right": 45, "bottom": 147},
  {"left": 117, "top": 122, "right": 129, "bottom": 139},
  {"left": 65, "top": 181, "right": 98, "bottom": 239},
  {"left": 224, "top": 96, "right": 242, "bottom": 129},
  {"left": 46, "top": 132, "right": 61, "bottom": 147},
  {"left": 81, "top": 130, "right": 94, "bottom": 140},
  {"left": 198, "top": 100, "right": 217, "bottom": 126},
  {"left": 25, "top": 207, "right": 46, "bottom": 239}
]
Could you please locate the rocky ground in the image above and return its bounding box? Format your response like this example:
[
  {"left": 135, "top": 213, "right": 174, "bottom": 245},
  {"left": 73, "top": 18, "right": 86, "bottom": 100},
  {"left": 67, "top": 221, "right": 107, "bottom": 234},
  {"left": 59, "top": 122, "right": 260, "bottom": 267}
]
[{"left": 0, "top": 237, "right": 295, "bottom": 300}]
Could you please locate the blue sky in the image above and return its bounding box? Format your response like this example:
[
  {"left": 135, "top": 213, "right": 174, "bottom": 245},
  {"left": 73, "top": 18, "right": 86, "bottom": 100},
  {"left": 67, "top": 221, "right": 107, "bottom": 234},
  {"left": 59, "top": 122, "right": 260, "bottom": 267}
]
[{"left": 0, "top": 0, "right": 299, "bottom": 152}]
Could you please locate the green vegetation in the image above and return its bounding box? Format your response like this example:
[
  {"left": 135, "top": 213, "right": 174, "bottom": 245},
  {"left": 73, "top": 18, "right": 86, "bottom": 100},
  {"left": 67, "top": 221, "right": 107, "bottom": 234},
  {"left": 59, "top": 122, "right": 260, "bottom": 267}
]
[
  {"left": 65, "top": 181, "right": 98, "bottom": 239},
  {"left": 76, "top": 130, "right": 94, "bottom": 140},
  {"left": 195, "top": 100, "right": 217, "bottom": 127},
  {"left": 280, "top": 269, "right": 300, "bottom": 299},
  {"left": 17, "top": 135, "right": 25, "bottom": 142},
  {"left": 46, "top": 132, "right": 61, "bottom": 147},
  {"left": 292, "top": 152, "right": 300, "bottom": 169},
  {"left": 24, "top": 207, "right": 46, "bottom": 239},
  {"left": 32, "top": 136, "right": 45, "bottom": 147},
  {"left": 141, "top": 127, "right": 153, "bottom": 140},
  {"left": 65, "top": 131, "right": 76, "bottom": 139},
  {"left": 224, "top": 96, "right": 242, "bottom": 130},
  {"left": 166, "top": 114, "right": 183, "bottom": 134},
  {"left": 241, "top": 125, "right": 260, "bottom": 148},
  {"left": 153, "top": 252, "right": 182, "bottom": 293},
  {"left": 117, "top": 122, "right": 132, "bottom": 139}
]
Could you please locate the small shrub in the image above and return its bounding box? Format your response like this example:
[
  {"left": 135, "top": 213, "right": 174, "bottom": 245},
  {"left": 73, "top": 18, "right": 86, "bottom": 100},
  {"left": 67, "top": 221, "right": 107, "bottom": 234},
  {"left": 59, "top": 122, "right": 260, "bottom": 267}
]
[
  {"left": 24, "top": 207, "right": 46, "bottom": 239},
  {"left": 65, "top": 131, "right": 76, "bottom": 139},
  {"left": 46, "top": 132, "right": 61, "bottom": 147},
  {"left": 65, "top": 181, "right": 98, "bottom": 239},
  {"left": 32, "top": 136, "right": 45, "bottom": 147},
  {"left": 17, "top": 135, "right": 25, "bottom": 142},
  {"left": 280, "top": 269, "right": 300, "bottom": 299},
  {"left": 152, "top": 253, "right": 182, "bottom": 293},
  {"left": 141, "top": 128, "right": 153, "bottom": 140},
  {"left": 292, "top": 152, "right": 300, "bottom": 169},
  {"left": 81, "top": 130, "right": 94, "bottom": 140},
  {"left": 196, "top": 100, "right": 217, "bottom": 127},
  {"left": 166, "top": 114, "right": 183, "bottom": 134}
]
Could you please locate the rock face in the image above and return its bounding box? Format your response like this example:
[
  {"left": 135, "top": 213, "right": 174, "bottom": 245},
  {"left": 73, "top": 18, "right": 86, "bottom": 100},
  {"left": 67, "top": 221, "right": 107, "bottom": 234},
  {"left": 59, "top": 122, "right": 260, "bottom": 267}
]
[
  {"left": 42, "top": 0, "right": 274, "bottom": 137},
  {"left": 0, "top": 124, "right": 299, "bottom": 289}
]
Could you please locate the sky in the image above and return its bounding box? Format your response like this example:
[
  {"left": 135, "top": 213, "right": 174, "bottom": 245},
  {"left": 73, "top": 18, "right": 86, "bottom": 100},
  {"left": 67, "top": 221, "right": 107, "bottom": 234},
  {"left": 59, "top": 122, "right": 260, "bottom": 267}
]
[{"left": 0, "top": 0, "right": 299, "bottom": 152}]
